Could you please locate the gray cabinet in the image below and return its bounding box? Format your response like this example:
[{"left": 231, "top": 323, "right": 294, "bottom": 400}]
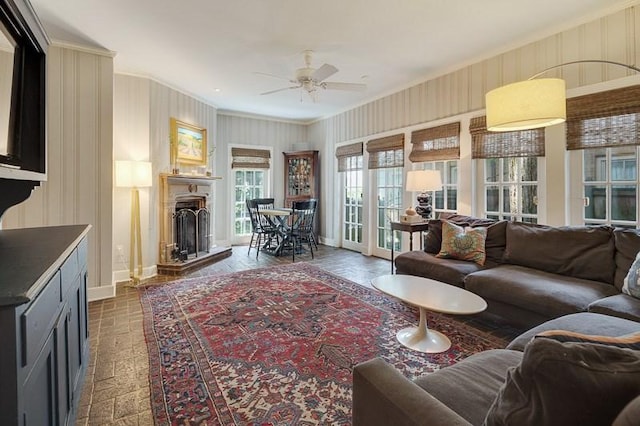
[{"left": 0, "top": 225, "right": 91, "bottom": 426}]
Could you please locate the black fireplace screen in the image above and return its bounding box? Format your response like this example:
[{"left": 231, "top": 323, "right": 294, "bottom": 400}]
[{"left": 174, "top": 201, "right": 210, "bottom": 260}]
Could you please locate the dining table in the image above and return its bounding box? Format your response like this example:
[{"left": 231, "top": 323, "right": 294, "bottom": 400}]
[{"left": 259, "top": 208, "right": 293, "bottom": 256}]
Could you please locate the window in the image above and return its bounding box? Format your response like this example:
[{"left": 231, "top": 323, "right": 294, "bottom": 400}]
[
  {"left": 343, "top": 156, "right": 364, "bottom": 244},
  {"left": 470, "top": 116, "right": 544, "bottom": 223},
  {"left": 336, "top": 142, "right": 364, "bottom": 247},
  {"left": 230, "top": 147, "right": 271, "bottom": 241},
  {"left": 424, "top": 161, "right": 458, "bottom": 214},
  {"left": 234, "top": 170, "right": 266, "bottom": 237},
  {"left": 376, "top": 167, "right": 403, "bottom": 251},
  {"left": 409, "top": 122, "right": 461, "bottom": 216},
  {"left": 366, "top": 133, "right": 404, "bottom": 254},
  {"left": 583, "top": 147, "right": 638, "bottom": 227},
  {"left": 567, "top": 85, "right": 640, "bottom": 228},
  {"left": 484, "top": 157, "right": 538, "bottom": 223}
]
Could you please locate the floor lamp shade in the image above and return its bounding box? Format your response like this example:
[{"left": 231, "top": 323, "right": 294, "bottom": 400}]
[
  {"left": 485, "top": 78, "right": 566, "bottom": 131},
  {"left": 115, "top": 160, "right": 153, "bottom": 188}
]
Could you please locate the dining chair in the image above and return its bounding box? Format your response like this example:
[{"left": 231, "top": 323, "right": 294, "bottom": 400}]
[
  {"left": 288, "top": 199, "right": 317, "bottom": 262},
  {"left": 246, "top": 198, "right": 277, "bottom": 257}
]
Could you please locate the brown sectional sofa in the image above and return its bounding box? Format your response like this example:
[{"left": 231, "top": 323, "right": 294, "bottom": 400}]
[
  {"left": 353, "top": 312, "right": 640, "bottom": 426},
  {"left": 394, "top": 213, "right": 640, "bottom": 329}
]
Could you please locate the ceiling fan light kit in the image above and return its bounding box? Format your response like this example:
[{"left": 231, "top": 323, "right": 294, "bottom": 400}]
[{"left": 258, "top": 50, "right": 367, "bottom": 100}]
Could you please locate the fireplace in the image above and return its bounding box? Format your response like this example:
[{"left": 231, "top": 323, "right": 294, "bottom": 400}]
[
  {"left": 158, "top": 173, "right": 231, "bottom": 274},
  {"left": 174, "top": 198, "right": 210, "bottom": 261}
]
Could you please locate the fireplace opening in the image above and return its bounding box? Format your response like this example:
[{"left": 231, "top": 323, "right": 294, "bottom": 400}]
[{"left": 173, "top": 198, "right": 210, "bottom": 261}]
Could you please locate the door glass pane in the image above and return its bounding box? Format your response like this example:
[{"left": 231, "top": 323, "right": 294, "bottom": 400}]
[
  {"left": 447, "top": 161, "right": 458, "bottom": 185},
  {"left": 584, "top": 148, "right": 607, "bottom": 182},
  {"left": 612, "top": 185, "right": 636, "bottom": 221},
  {"left": 611, "top": 147, "right": 637, "bottom": 181},
  {"left": 486, "top": 185, "right": 499, "bottom": 212},
  {"left": 234, "top": 169, "right": 267, "bottom": 237},
  {"left": 485, "top": 159, "right": 499, "bottom": 182},
  {"left": 522, "top": 185, "right": 537, "bottom": 215},
  {"left": 585, "top": 185, "right": 606, "bottom": 220},
  {"left": 434, "top": 191, "right": 444, "bottom": 209},
  {"left": 504, "top": 158, "right": 518, "bottom": 182},
  {"left": 343, "top": 165, "right": 363, "bottom": 244},
  {"left": 447, "top": 188, "right": 457, "bottom": 210},
  {"left": 376, "top": 168, "right": 402, "bottom": 250},
  {"left": 521, "top": 157, "right": 537, "bottom": 182}
]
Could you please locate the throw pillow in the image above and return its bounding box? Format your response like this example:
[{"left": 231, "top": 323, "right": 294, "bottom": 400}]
[
  {"left": 436, "top": 220, "right": 487, "bottom": 265},
  {"left": 623, "top": 250, "right": 640, "bottom": 299},
  {"left": 483, "top": 331, "right": 640, "bottom": 426}
]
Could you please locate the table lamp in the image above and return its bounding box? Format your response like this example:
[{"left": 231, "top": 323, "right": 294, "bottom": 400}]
[
  {"left": 404, "top": 170, "right": 442, "bottom": 222},
  {"left": 115, "top": 160, "right": 153, "bottom": 284}
]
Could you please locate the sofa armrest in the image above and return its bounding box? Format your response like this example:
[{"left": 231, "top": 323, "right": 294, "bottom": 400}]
[{"left": 352, "top": 358, "right": 471, "bottom": 426}]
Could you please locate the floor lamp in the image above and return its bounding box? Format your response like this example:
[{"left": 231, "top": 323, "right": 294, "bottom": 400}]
[{"left": 115, "top": 160, "right": 152, "bottom": 285}]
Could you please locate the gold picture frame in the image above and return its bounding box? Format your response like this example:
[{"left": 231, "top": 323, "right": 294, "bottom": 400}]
[{"left": 170, "top": 118, "right": 207, "bottom": 165}]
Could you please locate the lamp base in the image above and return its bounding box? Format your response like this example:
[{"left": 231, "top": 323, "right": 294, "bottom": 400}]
[{"left": 416, "top": 192, "right": 433, "bottom": 220}]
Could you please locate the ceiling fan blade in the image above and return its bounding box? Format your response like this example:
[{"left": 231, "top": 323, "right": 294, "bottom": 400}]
[
  {"left": 322, "top": 82, "right": 367, "bottom": 91},
  {"left": 260, "top": 86, "right": 300, "bottom": 95},
  {"left": 254, "top": 71, "right": 297, "bottom": 84},
  {"left": 312, "top": 64, "right": 338, "bottom": 82}
]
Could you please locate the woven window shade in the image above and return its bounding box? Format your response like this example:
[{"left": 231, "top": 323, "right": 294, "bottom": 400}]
[
  {"left": 566, "top": 85, "right": 640, "bottom": 151},
  {"left": 231, "top": 147, "right": 271, "bottom": 169},
  {"left": 409, "top": 122, "right": 460, "bottom": 162},
  {"left": 469, "top": 116, "right": 545, "bottom": 159},
  {"left": 335, "top": 142, "right": 363, "bottom": 172},
  {"left": 366, "top": 134, "right": 405, "bottom": 169}
]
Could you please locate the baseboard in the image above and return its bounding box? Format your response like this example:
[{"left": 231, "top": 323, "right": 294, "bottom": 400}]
[
  {"left": 113, "top": 265, "right": 157, "bottom": 284},
  {"left": 88, "top": 284, "right": 116, "bottom": 302},
  {"left": 319, "top": 236, "right": 337, "bottom": 247}
]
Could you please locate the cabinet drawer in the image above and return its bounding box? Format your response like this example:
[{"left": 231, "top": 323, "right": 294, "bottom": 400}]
[
  {"left": 61, "top": 248, "right": 79, "bottom": 297},
  {"left": 21, "top": 271, "right": 62, "bottom": 368}
]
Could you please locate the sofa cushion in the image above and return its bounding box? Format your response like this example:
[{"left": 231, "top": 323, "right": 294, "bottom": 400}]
[
  {"left": 588, "top": 294, "right": 640, "bottom": 322},
  {"left": 436, "top": 221, "right": 487, "bottom": 265},
  {"left": 503, "top": 222, "right": 615, "bottom": 284},
  {"left": 425, "top": 217, "right": 506, "bottom": 264},
  {"left": 614, "top": 228, "right": 640, "bottom": 291},
  {"left": 395, "top": 251, "right": 482, "bottom": 287},
  {"left": 507, "top": 312, "right": 640, "bottom": 352},
  {"left": 615, "top": 395, "right": 640, "bottom": 426},
  {"left": 465, "top": 265, "right": 620, "bottom": 320},
  {"left": 623, "top": 251, "right": 640, "bottom": 299},
  {"left": 414, "top": 349, "right": 522, "bottom": 426},
  {"left": 484, "top": 332, "right": 640, "bottom": 426}
]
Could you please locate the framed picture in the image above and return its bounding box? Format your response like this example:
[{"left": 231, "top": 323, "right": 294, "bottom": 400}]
[{"left": 170, "top": 118, "right": 207, "bottom": 165}]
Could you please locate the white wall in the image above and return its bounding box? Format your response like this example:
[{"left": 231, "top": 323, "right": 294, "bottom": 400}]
[
  {"left": 216, "top": 113, "right": 308, "bottom": 243},
  {"left": 3, "top": 44, "right": 114, "bottom": 299},
  {"left": 112, "top": 75, "right": 218, "bottom": 282},
  {"left": 309, "top": 4, "right": 640, "bottom": 243}
]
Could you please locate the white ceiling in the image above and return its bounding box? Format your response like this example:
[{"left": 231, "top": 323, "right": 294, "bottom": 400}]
[{"left": 30, "top": 0, "right": 638, "bottom": 122}]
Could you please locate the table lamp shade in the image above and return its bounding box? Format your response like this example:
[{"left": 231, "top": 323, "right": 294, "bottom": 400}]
[
  {"left": 115, "top": 160, "right": 153, "bottom": 188},
  {"left": 406, "top": 170, "right": 442, "bottom": 192}
]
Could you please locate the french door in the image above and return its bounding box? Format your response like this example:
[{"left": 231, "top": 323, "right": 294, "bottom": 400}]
[
  {"left": 341, "top": 158, "right": 364, "bottom": 251},
  {"left": 372, "top": 167, "right": 403, "bottom": 259},
  {"left": 232, "top": 169, "right": 268, "bottom": 244}
]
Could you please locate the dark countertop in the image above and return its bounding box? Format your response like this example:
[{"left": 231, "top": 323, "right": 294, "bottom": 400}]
[{"left": 0, "top": 224, "right": 91, "bottom": 307}]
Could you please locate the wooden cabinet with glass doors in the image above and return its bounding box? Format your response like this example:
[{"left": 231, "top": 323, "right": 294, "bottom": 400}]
[{"left": 283, "top": 150, "right": 319, "bottom": 207}]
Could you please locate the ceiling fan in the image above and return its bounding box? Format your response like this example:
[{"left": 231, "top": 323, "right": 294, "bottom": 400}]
[{"left": 256, "top": 50, "right": 367, "bottom": 99}]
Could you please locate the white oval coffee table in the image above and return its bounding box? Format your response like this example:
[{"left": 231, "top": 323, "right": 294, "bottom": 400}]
[{"left": 371, "top": 274, "right": 487, "bottom": 353}]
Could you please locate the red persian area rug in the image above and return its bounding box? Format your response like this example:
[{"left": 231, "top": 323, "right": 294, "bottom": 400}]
[{"left": 140, "top": 263, "right": 507, "bottom": 425}]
